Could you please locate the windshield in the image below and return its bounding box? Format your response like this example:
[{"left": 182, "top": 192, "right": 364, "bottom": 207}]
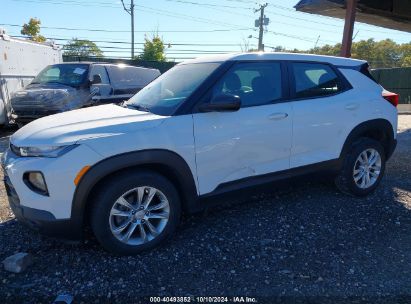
[
  {"left": 32, "top": 64, "right": 89, "bottom": 87},
  {"left": 125, "top": 62, "right": 220, "bottom": 116}
]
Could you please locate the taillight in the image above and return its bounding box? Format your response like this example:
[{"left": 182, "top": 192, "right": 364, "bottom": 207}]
[{"left": 382, "top": 91, "right": 399, "bottom": 107}]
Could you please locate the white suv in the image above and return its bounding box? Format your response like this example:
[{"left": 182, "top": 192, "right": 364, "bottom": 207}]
[{"left": 2, "top": 53, "right": 398, "bottom": 255}]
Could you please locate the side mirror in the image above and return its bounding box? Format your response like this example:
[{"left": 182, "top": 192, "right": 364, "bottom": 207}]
[
  {"left": 92, "top": 74, "right": 102, "bottom": 84},
  {"left": 199, "top": 94, "right": 241, "bottom": 112}
]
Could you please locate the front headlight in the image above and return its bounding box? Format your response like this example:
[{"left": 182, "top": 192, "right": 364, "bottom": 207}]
[{"left": 10, "top": 144, "right": 78, "bottom": 158}]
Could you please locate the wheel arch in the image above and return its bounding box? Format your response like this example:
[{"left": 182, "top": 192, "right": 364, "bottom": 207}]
[
  {"left": 340, "top": 118, "right": 396, "bottom": 160},
  {"left": 70, "top": 149, "right": 200, "bottom": 234}
]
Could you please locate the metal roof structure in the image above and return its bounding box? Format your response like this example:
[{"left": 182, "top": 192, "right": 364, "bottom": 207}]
[{"left": 295, "top": 0, "right": 411, "bottom": 33}]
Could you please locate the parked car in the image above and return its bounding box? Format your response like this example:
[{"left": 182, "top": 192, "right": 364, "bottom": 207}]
[
  {"left": 10, "top": 62, "right": 160, "bottom": 126},
  {"left": 3, "top": 53, "right": 398, "bottom": 255},
  {"left": 0, "top": 28, "right": 62, "bottom": 126}
]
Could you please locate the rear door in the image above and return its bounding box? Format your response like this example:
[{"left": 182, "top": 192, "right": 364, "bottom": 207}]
[
  {"left": 289, "top": 61, "right": 356, "bottom": 168},
  {"left": 193, "top": 61, "right": 293, "bottom": 195}
]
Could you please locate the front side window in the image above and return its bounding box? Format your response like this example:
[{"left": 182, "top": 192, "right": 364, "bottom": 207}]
[
  {"left": 32, "top": 64, "right": 89, "bottom": 87},
  {"left": 292, "top": 63, "right": 342, "bottom": 98},
  {"left": 212, "top": 62, "right": 282, "bottom": 107},
  {"left": 126, "top": 62, "right": 220, "bottom": 116}
]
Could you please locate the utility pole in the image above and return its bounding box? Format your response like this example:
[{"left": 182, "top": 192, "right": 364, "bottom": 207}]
[
  {"left": 255, "top": 3, "right": 268, "bottom": 52},
  {"left": 121, "top": 0, "right": 135, "bottom": 59}
]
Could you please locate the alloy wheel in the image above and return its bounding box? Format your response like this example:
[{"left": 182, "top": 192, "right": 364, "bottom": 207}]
[
  {"left": 353, "top": 148, "right": 382, "bottom": 189},
  {"left": 109, "top": 186, "right": 170, "bottom": 245}
]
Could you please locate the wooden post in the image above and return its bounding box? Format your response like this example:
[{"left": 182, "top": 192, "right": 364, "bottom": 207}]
[{"left": 340, "top": 0, "right": 357, "bottom": 57}]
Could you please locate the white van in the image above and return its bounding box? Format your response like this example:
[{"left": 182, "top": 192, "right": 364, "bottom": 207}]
[{"left": 0, "top": 29, "right": 62, "bottom": 126}]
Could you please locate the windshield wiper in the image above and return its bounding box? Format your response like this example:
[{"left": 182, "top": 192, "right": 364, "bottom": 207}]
[{"left": 125, "top": 104, "right": 151, "bottom": 113}]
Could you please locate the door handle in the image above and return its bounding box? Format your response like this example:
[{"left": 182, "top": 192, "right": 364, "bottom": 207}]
[
  {"left": 268, "top": 113, "right": 288, "bottom": 120},
  {"left": 345, "top": 103, "right": 359, "bottom": 110}
]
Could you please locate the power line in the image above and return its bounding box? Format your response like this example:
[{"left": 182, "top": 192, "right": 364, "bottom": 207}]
[
  {"left": 134, "top": 4, "right": 251, "bottom": 29},
  {"left": 10, "top": 0, "right": 119, "bottom": 8},
  {"left": 0, "top": 23, "right": 251, "bottom": 33},
  {"left": 9, "top": 0, "right": 254, "bottom": 30},
  {"left": 161, "top": 0, "right": 253, "bottom": 18},
  {"left": 265, "top": 1, "right": 411, "bottom": 36},
  {"left": 162, "top": 0, "right": 252, "bottom": 11},
  {"left": 221, "top": 0, "right": 251, "bottom": 4},
  {"left": 10, "top": 27, "right": 340, "bottom": 49},
  {"left": 9, "top": 0, "right": 411, "bottom": 37},
  {"left": 11, "top": 35, "right": 256, "bottom": 47},
  {"left": 6, "top": 1, "right": 404, "bottom": 50}
]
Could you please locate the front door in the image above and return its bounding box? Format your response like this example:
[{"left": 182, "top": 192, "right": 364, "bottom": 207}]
[{"left": 193, "top": 61, "right": 293, "bottom": 195}]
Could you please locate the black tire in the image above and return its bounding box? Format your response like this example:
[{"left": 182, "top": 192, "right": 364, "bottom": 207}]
[
  {"left": 335, "top": 137, "right": 386, "bottom": 197},
  {"left": 90, "top": 170, "right": 181, "bottom": 255}
]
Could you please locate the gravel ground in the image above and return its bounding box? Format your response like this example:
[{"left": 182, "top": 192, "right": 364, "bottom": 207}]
[{"left": 1, "top": 117, "right": 411, "bottom": 303}]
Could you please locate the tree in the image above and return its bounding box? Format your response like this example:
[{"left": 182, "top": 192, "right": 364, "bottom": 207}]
[
  {"left": 239, "top": 37, "right": 251, "bottom": 52},
  {"left": 306, "top": 39, "right": 411, "bottom": 68},
  {"left": 137, "top": 34, "right": 166, "bottom": 61},
  {"left": 400, "top": 43, "right": 411, "bottom": 67},
  {"left": 63, "top": 38, "right": 103, "bottom": 57},
  {"left": 21, "top": 18, "right": 46, "bottom": 42}
]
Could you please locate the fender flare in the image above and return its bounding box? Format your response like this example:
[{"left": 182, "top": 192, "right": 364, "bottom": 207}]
[
  {"left": 70, "top": 149, "right": 199, "bottom": 233},
  {"left": 340, "top": 118, "right": 396, "bottom": 160}
]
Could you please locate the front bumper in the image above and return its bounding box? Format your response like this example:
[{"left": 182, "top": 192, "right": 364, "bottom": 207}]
[
  {"left": 2, "top": 144, "right": 103, "bottom": 240},
  {"left": 4, "top": 170, "right": 82, "bottom": 240}
]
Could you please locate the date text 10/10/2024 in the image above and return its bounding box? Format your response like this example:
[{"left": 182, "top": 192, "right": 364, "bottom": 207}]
[{"left": 149, "top": 296, "right": 258, "bottom": 303}]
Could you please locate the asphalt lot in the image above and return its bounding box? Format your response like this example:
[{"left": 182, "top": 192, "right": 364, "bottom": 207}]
[{"left": 0, "top": 116, "right": 411, "bottom": 303}]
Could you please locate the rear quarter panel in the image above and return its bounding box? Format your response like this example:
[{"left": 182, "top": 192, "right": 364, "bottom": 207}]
[{"left": 340, "top": 68, "right": 398, "bottom": 138}]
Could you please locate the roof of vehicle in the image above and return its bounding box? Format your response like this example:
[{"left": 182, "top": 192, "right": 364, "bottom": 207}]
[
  {"left": 182, "top": 52, "right": 367, "bottom": 67},
  {"left": 1, "top": 30, "right": 60, "bottom": 49},
  {"left": 53, "top": 62, "right": 94, "bottom": 65},
  {"left": 52, "top": 62, "right": 159, "bottom": 71}
]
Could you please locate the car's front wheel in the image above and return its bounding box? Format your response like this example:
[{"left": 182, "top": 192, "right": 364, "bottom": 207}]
[
  {"left": 90, "top": 170, "right": 181, "bottom": 255},
  {"left": 335, "top": 138, "right": 386, "bottom": 196}
]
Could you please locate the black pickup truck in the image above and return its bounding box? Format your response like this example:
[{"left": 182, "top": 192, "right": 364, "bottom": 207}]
[{"left": 10, "top": 62, "right": 160, "bottom": 126}]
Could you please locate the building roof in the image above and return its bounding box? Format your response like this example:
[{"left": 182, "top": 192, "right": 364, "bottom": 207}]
[
  {"left": 182, "top": 52, "right": 366, "bottom": 66},
  {"left": 295, "top": 0, "right": 411, "bottom": 33}
]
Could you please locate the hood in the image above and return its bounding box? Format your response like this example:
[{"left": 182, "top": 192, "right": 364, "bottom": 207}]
[
  {"left": 11, "top": 104, "right": 166, "bottom": 147},
  {"left": 11, "top": 83, "right": 90, "bottom": 111}
]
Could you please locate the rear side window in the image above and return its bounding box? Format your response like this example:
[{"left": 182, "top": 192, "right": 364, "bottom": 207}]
[
  {"left": 292, "top": 63, "right": 343, "bottom": 98},
  {"left": 90, "top": 65, "right": 110, "bottom": 85},
  {"left": 106, "top": 65, "right": 161, "bottom": 89}
]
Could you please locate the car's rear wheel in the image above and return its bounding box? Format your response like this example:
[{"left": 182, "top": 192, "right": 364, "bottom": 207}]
[
  {"left": 335, "top": 138, "right": 386, "bottom": 196},
  {"left": 90, "top": 170, "right": 181, "bottom": 255}
]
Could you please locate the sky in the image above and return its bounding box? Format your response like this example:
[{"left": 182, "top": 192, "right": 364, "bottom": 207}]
[{"left": 1, "top": 0, "right": 411, "bottom": 61}]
